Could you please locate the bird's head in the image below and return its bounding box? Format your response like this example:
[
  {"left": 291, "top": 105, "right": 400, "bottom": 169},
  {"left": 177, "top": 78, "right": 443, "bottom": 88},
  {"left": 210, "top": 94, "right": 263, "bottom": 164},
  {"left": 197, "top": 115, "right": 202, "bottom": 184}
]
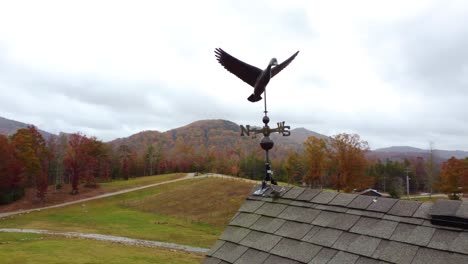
[{"left": 269, "top": 58, "right": 278, "bottom": 67}]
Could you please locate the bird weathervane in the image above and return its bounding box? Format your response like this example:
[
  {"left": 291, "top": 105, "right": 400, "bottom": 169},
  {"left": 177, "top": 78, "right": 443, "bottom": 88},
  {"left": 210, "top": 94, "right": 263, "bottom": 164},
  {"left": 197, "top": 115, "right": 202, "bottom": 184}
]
[
  {"left": 214, "top": 47, "right": 299, "bottom": 196},
  {"left": 214, "top": 48, "right": 299, "bottom": 103}
]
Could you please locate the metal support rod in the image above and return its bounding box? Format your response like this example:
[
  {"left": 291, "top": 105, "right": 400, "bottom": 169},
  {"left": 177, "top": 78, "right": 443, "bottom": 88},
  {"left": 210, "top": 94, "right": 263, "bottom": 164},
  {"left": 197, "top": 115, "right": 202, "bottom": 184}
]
[
  {"left": 264, "top": 85, "right": 267, "bottom": 115},
  {"left": 261, "top": 150, "right": 270, "bottom": 190}
]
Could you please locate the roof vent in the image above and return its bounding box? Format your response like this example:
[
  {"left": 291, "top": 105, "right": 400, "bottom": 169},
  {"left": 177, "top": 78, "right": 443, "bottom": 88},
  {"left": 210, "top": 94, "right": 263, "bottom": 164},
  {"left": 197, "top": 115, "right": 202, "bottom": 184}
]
[{"left": 429, "top": 200, "right": 468, "bottom": 229}]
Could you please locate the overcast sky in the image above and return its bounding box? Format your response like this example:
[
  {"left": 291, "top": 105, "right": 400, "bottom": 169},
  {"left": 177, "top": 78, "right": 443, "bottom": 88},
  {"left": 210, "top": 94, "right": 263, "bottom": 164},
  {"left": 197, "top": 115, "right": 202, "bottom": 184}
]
[{"left": 0, "top": 0, "right": 467, "bottom": 151}]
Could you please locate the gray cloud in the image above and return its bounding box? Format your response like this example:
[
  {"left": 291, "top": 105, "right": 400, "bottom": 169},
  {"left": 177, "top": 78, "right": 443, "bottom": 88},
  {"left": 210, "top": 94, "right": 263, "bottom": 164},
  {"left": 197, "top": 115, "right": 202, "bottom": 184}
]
[
  {"left": 0, "top": 1, "right": 467, "bottom": 151},
  {"left": 366, "top": 2, "right": 468, "bottom": 95}
]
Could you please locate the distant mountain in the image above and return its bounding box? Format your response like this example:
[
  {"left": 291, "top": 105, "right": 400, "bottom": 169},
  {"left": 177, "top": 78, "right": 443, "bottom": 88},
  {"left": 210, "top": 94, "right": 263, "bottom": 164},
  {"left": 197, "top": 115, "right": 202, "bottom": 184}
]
[
  {"left": 109, "top": 119, "right": 246, "bottom": 157},
  {"left": 2, "top": 115, "right": 466, "bottom": 161},
  {"left": 374, "top": 146, "right": 427, "bottom": 153},
  {"left": 370, "top": 146, "right": 468, "bottom": 163},
  {"left": 0, "top": 116, "right": 55, "bottom": 139},
  {"left": 271, "top": 127, "right": 329, "bottom": 150},
  {"left": 108, "top": 119, "right": 328, "bottom": 159}
]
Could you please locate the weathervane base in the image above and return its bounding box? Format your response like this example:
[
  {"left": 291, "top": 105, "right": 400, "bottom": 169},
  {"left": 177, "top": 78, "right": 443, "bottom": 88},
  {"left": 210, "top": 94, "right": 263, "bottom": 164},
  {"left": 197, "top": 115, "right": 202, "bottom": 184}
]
[
  {"left": 253, "top": 185, "right": 270, "bottom": 196},
  {"left": 252, "top": 183, "right": 285, "bottom": 197}
]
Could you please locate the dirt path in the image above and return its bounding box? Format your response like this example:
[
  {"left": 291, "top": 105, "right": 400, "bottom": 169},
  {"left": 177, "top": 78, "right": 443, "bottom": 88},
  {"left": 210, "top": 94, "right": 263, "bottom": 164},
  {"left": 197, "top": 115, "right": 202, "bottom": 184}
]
[
  {"left": 0, "top": 173, "right": 195, "bottom": 219},
  {"left": 0, "top": 228, "right": 208, "bottom": 253}
]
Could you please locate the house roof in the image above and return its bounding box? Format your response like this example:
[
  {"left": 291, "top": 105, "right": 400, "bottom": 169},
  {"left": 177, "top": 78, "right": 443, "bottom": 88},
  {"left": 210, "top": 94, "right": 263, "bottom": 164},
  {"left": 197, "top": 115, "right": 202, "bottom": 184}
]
[
  {"left": 358, "top": 189, "right": 388, "bottom": 197},
  {"left": 203, "top": 186, "right": 468, "bottom": 264}
]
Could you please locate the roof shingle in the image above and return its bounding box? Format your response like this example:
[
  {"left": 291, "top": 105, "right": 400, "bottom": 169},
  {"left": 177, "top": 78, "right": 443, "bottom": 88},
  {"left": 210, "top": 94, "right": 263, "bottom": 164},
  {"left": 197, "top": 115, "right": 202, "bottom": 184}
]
[
  {"left": 238, "top": 230, "right": 282, "bottom": 252},
  {"left": 204, "top": 186, "right": 468, "bottom": 264},
  {"left": 270, "top": 238, "right": 321, "bottom": 263}
]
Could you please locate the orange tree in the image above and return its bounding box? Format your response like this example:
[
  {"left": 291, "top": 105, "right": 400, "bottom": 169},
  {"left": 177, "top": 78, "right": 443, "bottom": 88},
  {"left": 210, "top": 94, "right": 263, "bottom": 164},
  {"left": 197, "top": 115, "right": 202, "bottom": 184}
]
[
  {"left": 10, "top": 126, "right": 51, "bottom": 200},
  {"left": 328, "top": 133, "right": 373, "bottom": 192},
  {"left": 437, "top": 157, "right": 468, "bottom": 200},
  {"left": 303, "top": 136, "right": 328, "bottom": 188}
]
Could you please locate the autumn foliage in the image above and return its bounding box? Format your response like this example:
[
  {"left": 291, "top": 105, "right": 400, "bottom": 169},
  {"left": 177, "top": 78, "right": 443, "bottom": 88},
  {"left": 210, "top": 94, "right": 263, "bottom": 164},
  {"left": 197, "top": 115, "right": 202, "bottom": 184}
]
[
  {"left": 0, "top": 119, "right": 464, "bottom": 205},
  {"left": 64, "top": 133, "right": 110, "bottom": 194},
  {"left": 286, "top": 133, "right": 373, "bottom": 192},
  {"left": 437, "top": 157, "right": 468, "bottom": 199},
  {"left": 302, "top": 137, "right": 328, "bottom": 187},
  {"left": 11, "top": 126, "right": 52, "bottom": 200},
  {"left": 0, "top": 135, "right": 24, "bottom": 203},
  {"left": 328, "top": 133, "right": 372, "bottom": 192}
]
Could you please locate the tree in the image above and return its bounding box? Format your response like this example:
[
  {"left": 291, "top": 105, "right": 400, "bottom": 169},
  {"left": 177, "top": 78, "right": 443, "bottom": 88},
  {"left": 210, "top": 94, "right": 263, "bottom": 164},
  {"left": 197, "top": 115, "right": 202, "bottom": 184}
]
[
  {"left": 303, "top": 136, "right": 328, "bottom": 188},
  {"left": 145, "top": 144, "right": 156, "bottom": 176},
  {"left": 328, "top": 133, "right": 372, "bottom": 192},
  {"left": 239, "top": 150, "right": 264, "bottom": 180},
  {"left": 47, "top": 133, "right": 68, "bottom": 189},
  {"left": 411, "top": 157, "right": 427, "bottom": 193},
  {"left": 437, "top": 157, "right": 468, "bottom": 200},
  {"left": 11, "top": 126, "right": 51, "bottom": 200},
  {"left": 0, "top": 135, "right": 24, "bottom": 204},
  {"left": 425, "top": 142, "right": 437, "bottom": 195},
  {"left": 285, "top": 151, "right": 305, "bottom": 185},
  {"left": 118, "top": 145, "right": 133, "bottom": 180},
  {"left": 64, "top": 133, "right": 105, "bottom": 194}
]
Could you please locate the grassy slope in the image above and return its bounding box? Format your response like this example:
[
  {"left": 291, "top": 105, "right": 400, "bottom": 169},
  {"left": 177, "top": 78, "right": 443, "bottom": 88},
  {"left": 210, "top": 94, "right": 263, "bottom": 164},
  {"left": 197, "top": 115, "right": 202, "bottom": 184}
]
[
  {"left": 0, "top": 232, "right": 203, "bottom": 264},
  {"left": 0, "top": 177, "right": 254, "bottom": 248},
  {"left": 0, "top": 173, "right": 186, "bottom": 214}
]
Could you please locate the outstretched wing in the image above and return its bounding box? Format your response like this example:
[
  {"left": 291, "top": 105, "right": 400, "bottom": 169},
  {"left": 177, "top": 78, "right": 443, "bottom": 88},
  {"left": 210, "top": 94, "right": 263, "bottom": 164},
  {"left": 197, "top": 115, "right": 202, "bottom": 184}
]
[
  {"left": 214, "top": 48, "right": 262, "bottom": 87},
  {"left": 271, "top": 51, "right": 299, "bottom": 78}
]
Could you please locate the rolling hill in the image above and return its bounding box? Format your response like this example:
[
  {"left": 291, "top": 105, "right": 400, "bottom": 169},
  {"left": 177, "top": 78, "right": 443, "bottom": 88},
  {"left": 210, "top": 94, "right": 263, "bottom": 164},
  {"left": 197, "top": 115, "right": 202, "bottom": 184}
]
[
  {"left": 1, "top": 115, "right": 466, "bottom": 161},
  {"left": 0, "top": 116, "right": 55, "bottom": 139},
  {"left": 108, "top": 119, "right": 327, "bottom": 159},
  {"left": 371, "top": 146, "right": 468, "bottom": 161}
]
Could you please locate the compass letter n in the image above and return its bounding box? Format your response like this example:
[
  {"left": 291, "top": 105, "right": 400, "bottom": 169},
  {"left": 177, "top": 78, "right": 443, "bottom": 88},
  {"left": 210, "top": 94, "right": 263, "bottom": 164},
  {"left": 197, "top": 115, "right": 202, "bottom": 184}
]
[{"left": 240, "top": 125, "right": 250, "bottom": 136}]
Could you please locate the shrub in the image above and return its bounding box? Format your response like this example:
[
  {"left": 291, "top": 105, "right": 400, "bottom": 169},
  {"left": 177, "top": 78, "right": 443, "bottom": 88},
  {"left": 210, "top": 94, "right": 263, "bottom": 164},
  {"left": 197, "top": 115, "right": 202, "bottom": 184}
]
[{"left": 0, "top": 187, "right": 25, "bottom": 205}]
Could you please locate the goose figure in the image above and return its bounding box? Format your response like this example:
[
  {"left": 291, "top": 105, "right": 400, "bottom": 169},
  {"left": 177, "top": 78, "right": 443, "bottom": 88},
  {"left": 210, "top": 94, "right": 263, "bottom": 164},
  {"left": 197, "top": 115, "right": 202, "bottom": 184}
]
[{"left": 214, "top": 48, "right": 299, "bottom": 102}]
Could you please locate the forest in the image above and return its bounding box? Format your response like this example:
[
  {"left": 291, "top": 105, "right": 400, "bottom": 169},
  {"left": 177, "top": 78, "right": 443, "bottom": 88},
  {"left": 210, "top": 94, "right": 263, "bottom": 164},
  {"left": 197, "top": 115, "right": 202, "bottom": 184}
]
[{"left": 1, "top": 124, "right": 467, "bottom": 205}]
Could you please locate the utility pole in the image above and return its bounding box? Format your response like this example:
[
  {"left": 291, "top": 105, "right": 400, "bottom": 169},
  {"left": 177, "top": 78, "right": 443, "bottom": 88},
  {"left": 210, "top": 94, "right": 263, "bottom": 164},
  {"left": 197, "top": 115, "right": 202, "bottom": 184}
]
[
  {"left": 428, "top": 141, "right": 434, "bottom": 198},
  {"left": 405, "top": 168, "right": 411, "bottom": 199}
]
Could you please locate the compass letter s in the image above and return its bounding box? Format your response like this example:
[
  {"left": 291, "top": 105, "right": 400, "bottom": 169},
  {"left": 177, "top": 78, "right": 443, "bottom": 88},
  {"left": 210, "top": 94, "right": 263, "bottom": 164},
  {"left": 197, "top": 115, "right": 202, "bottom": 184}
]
[{"left": 277, "top": 122, "right": 291, "bottom": 136}]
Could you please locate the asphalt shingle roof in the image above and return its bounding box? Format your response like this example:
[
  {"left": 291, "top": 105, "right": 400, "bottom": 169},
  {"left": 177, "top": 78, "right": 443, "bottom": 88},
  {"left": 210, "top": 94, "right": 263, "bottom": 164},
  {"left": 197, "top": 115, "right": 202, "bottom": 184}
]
[{"left": 204, "top": 186, "right": 468, "bottom": 264}]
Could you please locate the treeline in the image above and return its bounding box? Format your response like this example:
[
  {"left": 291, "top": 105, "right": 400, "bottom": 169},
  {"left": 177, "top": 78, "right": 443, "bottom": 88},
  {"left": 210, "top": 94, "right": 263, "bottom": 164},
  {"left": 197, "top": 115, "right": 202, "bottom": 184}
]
[
  {"left": 0, "top": 126, "right": 113, "bottom": 203},
  {"left": 281, "top": 134, "right": 467, "bottom": 199},
  {"left": 0, "top": 125, "right": 267, "bottom": 204},
  {"left": 1, "top": 126, "right": 467, "bottom": 204}
]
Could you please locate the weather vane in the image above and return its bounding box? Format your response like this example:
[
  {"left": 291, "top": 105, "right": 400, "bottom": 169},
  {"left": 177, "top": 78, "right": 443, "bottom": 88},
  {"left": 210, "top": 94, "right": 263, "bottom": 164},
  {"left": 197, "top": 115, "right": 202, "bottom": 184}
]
[{"left": 215, "top": 48, "right": 299, "bottom": 195}]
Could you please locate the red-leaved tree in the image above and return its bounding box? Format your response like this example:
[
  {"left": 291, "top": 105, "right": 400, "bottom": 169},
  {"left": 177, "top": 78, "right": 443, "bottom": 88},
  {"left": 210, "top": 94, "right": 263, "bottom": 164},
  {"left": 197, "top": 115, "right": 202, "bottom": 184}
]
[{"left": 0, "top": 135, "right": 24, "bottom": 203}]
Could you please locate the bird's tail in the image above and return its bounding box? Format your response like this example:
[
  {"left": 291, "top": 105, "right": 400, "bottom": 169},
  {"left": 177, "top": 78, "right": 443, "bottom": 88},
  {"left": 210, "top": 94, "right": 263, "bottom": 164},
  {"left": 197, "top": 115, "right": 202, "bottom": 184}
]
[{"left": 247, "top": 94, "right": 262, "bottom": 102}]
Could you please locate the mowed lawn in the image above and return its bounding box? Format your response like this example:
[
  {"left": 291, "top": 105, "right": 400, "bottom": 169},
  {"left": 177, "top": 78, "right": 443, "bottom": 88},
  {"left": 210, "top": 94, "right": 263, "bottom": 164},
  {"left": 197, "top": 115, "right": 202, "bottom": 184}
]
[
  {"left": 0, "top": 232, "right": 203, "bottom": 264},
  {"left": 0, "top": 177, "right": 254, "bottom": 248}
]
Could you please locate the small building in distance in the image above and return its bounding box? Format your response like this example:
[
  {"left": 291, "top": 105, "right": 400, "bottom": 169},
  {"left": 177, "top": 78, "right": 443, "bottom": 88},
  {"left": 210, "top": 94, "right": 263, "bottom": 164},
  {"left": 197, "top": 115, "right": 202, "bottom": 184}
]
[
  {"left": 203, "top": 186, "right": 468, "bottom": 264},
  {"left": 358, "top": 188, "right": 389, "bottom": 198}
]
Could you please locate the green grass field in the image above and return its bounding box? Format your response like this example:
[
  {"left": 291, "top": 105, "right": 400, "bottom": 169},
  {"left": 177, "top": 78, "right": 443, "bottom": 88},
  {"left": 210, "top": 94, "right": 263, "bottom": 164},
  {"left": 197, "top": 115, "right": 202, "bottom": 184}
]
[
  {"left": 401, "top": 196, "right": 448, "bottom": 202},
  {"left": 0, "top": 232, "right": 203, "bottom": 264},
  {"left": 0, "top": 177, "right": 254, "bottom": 248}
]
